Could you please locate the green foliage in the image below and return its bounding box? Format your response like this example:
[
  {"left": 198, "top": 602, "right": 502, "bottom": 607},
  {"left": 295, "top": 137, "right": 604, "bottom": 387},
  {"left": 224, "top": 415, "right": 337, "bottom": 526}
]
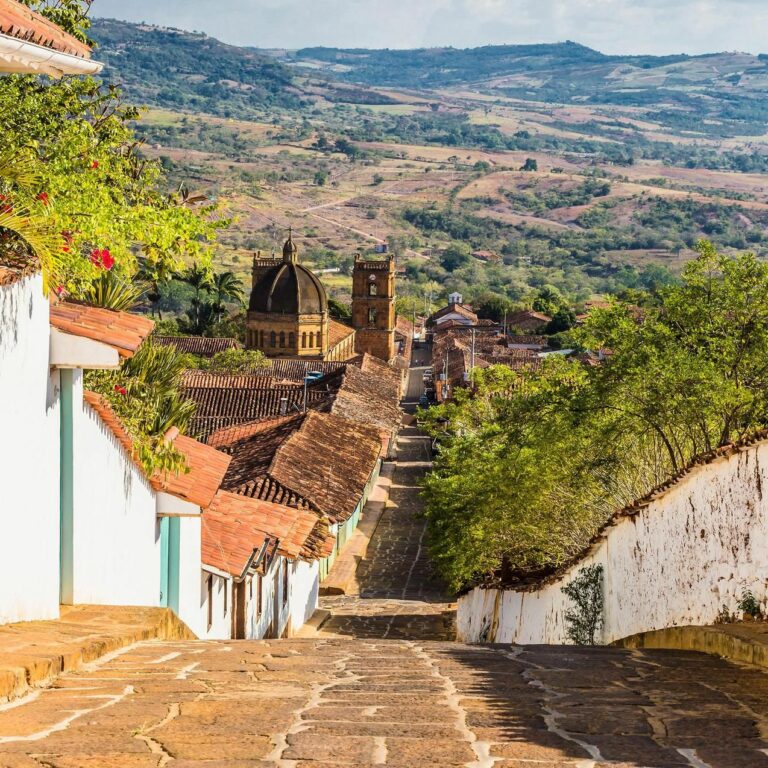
[
  {"left": 0, "top": 75, "right": 222, "bottom": 295},
  {"left": 422, "top": 243, "right": 768, "bottom": 592},
  {"left": 520, "top": 158, "right": 538, "bottom": 172},
  {"left": 90, "top": 19, "right": 303, "bottom": 118},
  {"left": 737, "top": 590, "right": 762, "bottom": 619},
  {"left": 208, "top": 348, "right": 269, "bottom": 373},
  {"left": 440, "top": 242, "right": 472, "bottom": 272},
  {"left": 85, "top": 342, "right": 195, "bottom": 477},
  {"left": 329, "top": 298, "right": 352, "bottom": 320},
  {"left": 85, "top": 271, "right": 146, "bottom": 311},
  {"left": 562, "top": 565, "right": 604, "bottom": 645},
  {"left": 20, "top": 0, "right": 92, "bottom": 43}
]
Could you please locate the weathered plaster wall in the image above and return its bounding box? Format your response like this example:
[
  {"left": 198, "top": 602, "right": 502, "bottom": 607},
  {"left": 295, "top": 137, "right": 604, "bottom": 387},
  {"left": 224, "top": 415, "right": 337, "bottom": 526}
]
[
  {"left": 70, "top": 377, "right": 160, "bottom": 606},
  {"left": 458, "top": 441, "right": 768, "bottom": 644},
  {"left": 0, "top": 275, "right": 61, "bottom": 624}
]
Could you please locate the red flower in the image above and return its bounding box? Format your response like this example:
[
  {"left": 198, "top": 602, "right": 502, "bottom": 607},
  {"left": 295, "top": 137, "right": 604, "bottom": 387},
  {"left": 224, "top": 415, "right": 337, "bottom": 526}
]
[
  {"left": 91, "top": 160, "right": 99, "bottom": 169},
  {"left": 54, "top": 285, "right": 68, "bottom": 298},
  {"left": 89, "top": 248, "right": 115, "bottom": 270},
  {"left": 36, "top": 192, "right": 49, "bottom": 206},
  {"left": 0, "top": 194, "right": 13, "bottom": 214},
  {"left": 114, "top": 385, "right": 127, "bottom": 396}
]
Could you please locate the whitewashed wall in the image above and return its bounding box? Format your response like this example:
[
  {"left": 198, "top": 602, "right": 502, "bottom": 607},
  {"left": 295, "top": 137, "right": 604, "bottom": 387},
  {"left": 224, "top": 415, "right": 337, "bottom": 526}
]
[
  {"left": 0, "top": 275, "right": 61, "bottom": 624},
  {"left": 200, "top": 570, "right": 232, "bottom": 640},
  {"left": 458, "top": 441, "right": 768, "bottom": 645},
  {"left": 70, "top": 377, "right": 160, "bottom": 606},
  {"left": 246, "top": 557, "right": 281, "bottom": 640},
  {"left": 288, "top": 560, "right": 320, "bottom": 635},
  {"left": 176, "top": 515, "right": 203, "bottom": 636}
]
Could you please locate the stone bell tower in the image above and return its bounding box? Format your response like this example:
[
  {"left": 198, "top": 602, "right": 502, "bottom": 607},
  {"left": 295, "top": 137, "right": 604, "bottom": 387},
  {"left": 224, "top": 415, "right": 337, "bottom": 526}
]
[{"left": 351, "top": 254, "right": 396, "bottom": 361}]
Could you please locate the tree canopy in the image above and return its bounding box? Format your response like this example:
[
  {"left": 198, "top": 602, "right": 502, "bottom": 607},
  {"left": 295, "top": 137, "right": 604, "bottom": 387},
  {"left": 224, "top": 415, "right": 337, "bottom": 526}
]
[{"left": 421, "top": 242, "right": 768, "bottom": 592}]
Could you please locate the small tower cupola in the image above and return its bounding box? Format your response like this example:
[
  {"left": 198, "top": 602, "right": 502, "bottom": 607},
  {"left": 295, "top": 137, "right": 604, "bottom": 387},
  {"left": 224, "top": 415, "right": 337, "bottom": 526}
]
[
  {"left": 282, "top": 229, "right": 298, "bottom": 263},
  {"left": 449, "top": 291, "right": 463, "bottom": 306}
]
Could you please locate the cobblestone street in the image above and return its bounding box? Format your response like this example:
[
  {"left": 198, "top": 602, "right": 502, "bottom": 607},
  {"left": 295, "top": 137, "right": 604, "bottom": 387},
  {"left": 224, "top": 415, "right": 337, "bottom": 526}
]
[{"left": 3, "top": 366, "right": 768, "bottom": 766}]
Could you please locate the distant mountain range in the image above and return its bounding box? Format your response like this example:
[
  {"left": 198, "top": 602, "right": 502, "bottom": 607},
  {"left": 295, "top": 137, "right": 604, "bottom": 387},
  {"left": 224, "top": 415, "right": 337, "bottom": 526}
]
[{"left": 91, "top": 19, "right": 768, "bottom": 129}]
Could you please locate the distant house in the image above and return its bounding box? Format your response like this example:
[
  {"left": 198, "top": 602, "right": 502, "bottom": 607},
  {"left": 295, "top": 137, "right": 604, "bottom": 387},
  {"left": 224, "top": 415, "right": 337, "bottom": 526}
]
[
  {"left": 472, "top": 250, "right": 501, "bottom": 263},
  {"left": 507, "top": 309, "right": 552, "bottom": 333},
  {"left": 429, "top": 293, "right": 479, "bottom": 328}
]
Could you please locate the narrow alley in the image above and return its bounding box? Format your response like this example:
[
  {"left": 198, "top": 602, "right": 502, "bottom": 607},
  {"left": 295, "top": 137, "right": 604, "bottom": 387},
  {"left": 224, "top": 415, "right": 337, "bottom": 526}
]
[{"left": 2, "top": 354, "right": 768, "bottom": 767}]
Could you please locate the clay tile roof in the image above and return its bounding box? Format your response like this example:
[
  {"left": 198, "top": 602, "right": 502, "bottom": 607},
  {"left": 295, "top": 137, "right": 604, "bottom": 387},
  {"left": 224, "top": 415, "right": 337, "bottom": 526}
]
[
  {"left": 330, "top": 362, "right": 401, "bottom": 438},
  {"left": 0, "top": 0, "right": 91, "bottom": 58},
  {"left": 432, "top": 303, "right": 479, "bottom": 324},
  {"left": 182, "top": 371, "right": 338, "bottom": 442},
  {"left": 83, "top": 391, "right": 230, "bottom": 507},
  {"left": 153, "top": 336, "right": 239, "bottom": 359},
  {"left": 203, "top": 491, "right": 334, "bottom": 572},
  {"left": 50, "top": 301, "right": 154, "bottom": 358},
  {"left": 155, "top": 435, "right": 231, "bottom": 509},
  {"left": 0, "top": 251, "right": 39, "bottom": 287},
  {"left": 269, "top": 411, "right": 382, "bottom": 524},
  {"left": 328, "top": 319, "right": 356, "bottom": 349}
]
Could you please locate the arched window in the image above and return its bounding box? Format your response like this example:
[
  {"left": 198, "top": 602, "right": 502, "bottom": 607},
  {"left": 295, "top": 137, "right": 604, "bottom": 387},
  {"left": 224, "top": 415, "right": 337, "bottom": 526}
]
[
  {"left": 309, "top": 332, "right": 314, "bottom": 348},
  {"left": 279, "top": 331, "right": 286, "bottom": 348},
  {"left": 368, "top": 308, "right": 377, "bottom": 326},
  {"left": 368, "top": 282, "right": 378, "bottom": 296},
  {"left": 289, "top": 332, "right": 295, "bottom": 348},
  {"left": 270, "top": 331, "right": 277, "bottom": 348},
  {"left": 260, "top": 330, "right": 265, "bottom": 348},
  {"left": 302, "top": 332, "right": 307, "bottom": 348}
]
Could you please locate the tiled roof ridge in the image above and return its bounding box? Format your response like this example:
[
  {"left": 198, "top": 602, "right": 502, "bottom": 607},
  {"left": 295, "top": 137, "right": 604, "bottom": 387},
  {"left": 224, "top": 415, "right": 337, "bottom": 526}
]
[
  {"left": 0, "top": 0, "right": 92, "bottom": 58},
  {"left": 478, "top": 429, "right": 768, "bottom": 594},
  {"left": 208, "top": 413, "right": 305, "bottom": 449}
]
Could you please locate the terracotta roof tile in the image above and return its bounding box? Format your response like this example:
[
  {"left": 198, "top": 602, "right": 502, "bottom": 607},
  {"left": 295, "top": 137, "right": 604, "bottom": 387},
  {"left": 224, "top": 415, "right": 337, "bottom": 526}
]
[
  {"left": 83, "top": 391, "right": 230, "bottom": 508},
  {"left": 0, "top": 251, "right": 39, "bottom": 287},
  {"left": 203, "top": 491, "right": 334, "bottom": 573},
  {"left": 0, "top": 0, "right": 92, "bottom": 58},
  {"left": 182, "top": 371, "right": 338, "bottom": 442},
  {"left": 154, "top": 336, "right": 239, "bottom": 359},
  {"left": 269, "top": 411, "right": 382, "bottom": 524},
  {"left": 431, "top": 303, "right": 479, "bottom": 324},
  {"left": 328, "top": 319, "right": 356, "bottom": 349},
  {"left": 155, "top": 435, "right": 231, "bottom": 509},
  {"left": 50, "top": 301, "right": 154, "bottom": 358}
]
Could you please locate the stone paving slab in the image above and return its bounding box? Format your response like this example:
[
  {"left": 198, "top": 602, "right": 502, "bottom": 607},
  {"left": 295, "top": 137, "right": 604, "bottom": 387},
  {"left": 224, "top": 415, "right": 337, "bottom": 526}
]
[
  {"left": 1, "top": 638, "right": 768, "bottom": 766},
  {"left": 0, "top": 605, "right": 194, "bottom": 704}
]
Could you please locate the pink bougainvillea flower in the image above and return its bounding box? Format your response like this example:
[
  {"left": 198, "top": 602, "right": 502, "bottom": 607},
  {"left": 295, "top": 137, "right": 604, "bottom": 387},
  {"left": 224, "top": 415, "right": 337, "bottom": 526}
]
[
  {"left": 36, "top": 192, "right": 49, "bottom": 206},
  {"left": 54, "top": 285, "right": 68, "bottom": 298},
  {"left": 89, "top": 248, "right": 115, "bottom": 270},
  {"left": 114, "top": 385, "right": 128, "bottom": 396}
]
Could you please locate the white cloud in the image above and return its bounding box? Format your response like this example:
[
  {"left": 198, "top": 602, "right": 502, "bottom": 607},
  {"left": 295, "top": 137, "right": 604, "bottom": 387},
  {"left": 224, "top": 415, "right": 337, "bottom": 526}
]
[{"left": 91, "top": 0, "right": 768, "bottom": 55}]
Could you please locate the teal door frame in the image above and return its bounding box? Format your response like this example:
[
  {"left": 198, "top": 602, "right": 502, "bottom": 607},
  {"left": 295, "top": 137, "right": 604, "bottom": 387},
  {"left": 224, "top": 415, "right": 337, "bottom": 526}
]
[
  {"left": 159, "top": 516, "right": 181, "bottom": 612},
  {"left": 59, "top": 369, "right": 74, "bottom": 605}
]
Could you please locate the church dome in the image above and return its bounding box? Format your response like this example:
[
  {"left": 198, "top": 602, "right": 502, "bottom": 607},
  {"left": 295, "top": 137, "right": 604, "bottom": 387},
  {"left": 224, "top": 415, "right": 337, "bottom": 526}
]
[{"left": 248, "top": 235, "right": 328, "bottom": 316}]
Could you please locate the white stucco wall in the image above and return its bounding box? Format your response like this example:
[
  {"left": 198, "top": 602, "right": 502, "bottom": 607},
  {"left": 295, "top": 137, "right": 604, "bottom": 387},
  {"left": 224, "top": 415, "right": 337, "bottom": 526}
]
[
  {"left": 458, "top": 441, "right": 768, "bottom": 645},
  {"left": 0, "top": 275, "right": 61, "bottom": 624},
  {"left": 176, "top": 515, "right": 203, "bottom": 637},
  {"left": 288, "top": 559, "right": 320, "bottom": 635},
  {"left": 200, "top": 570, "right": 234, "bottom": 640},
  {"left": 70, "top": 377, "right": 161, "bottom": 606}
]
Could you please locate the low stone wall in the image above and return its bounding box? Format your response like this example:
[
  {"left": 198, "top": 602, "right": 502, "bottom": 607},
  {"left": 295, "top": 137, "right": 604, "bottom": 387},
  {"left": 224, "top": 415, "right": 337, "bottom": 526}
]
[{"left": 458, "top": 439, "right": 768, "bottom": 644}]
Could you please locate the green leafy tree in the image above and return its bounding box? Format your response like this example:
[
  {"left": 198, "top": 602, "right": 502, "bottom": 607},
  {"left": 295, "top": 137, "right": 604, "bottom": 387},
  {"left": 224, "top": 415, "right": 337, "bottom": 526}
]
[
  {"left": 440, "top": 242, "right": 471, "bottom": 272},
  {"left": 209, "top": 348, "right": 269, "bottom": 373}
]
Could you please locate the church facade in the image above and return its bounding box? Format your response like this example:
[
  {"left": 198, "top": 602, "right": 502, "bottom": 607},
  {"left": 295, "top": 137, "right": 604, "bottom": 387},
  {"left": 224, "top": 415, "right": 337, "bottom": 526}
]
[{"left": 246, "top": 235, "right": 395, "bottom": 363}]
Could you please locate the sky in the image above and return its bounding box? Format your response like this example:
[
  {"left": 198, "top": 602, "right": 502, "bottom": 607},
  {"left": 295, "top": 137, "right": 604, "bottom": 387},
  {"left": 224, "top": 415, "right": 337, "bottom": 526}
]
[{"left": 92, "top": 0, "right": 768, "bottom": 56}]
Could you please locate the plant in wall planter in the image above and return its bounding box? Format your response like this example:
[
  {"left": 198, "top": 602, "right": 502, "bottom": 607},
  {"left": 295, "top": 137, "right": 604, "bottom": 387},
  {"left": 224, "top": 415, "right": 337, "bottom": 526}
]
[{"left": 737, "top": 590, "right": 762, "bottom": 622}]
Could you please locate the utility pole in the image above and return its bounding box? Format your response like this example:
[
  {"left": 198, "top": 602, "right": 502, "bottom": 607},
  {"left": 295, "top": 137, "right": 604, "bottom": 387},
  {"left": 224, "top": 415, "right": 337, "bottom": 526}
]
[
  {"left": 471, "top": 328, "right": 476, "bottom": 373},
  {"left": 503, "top": 309, "right": 508, "bottom": 339},
  {"left": 303, "top": 362, "right": 309, "bottom": 414}
]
